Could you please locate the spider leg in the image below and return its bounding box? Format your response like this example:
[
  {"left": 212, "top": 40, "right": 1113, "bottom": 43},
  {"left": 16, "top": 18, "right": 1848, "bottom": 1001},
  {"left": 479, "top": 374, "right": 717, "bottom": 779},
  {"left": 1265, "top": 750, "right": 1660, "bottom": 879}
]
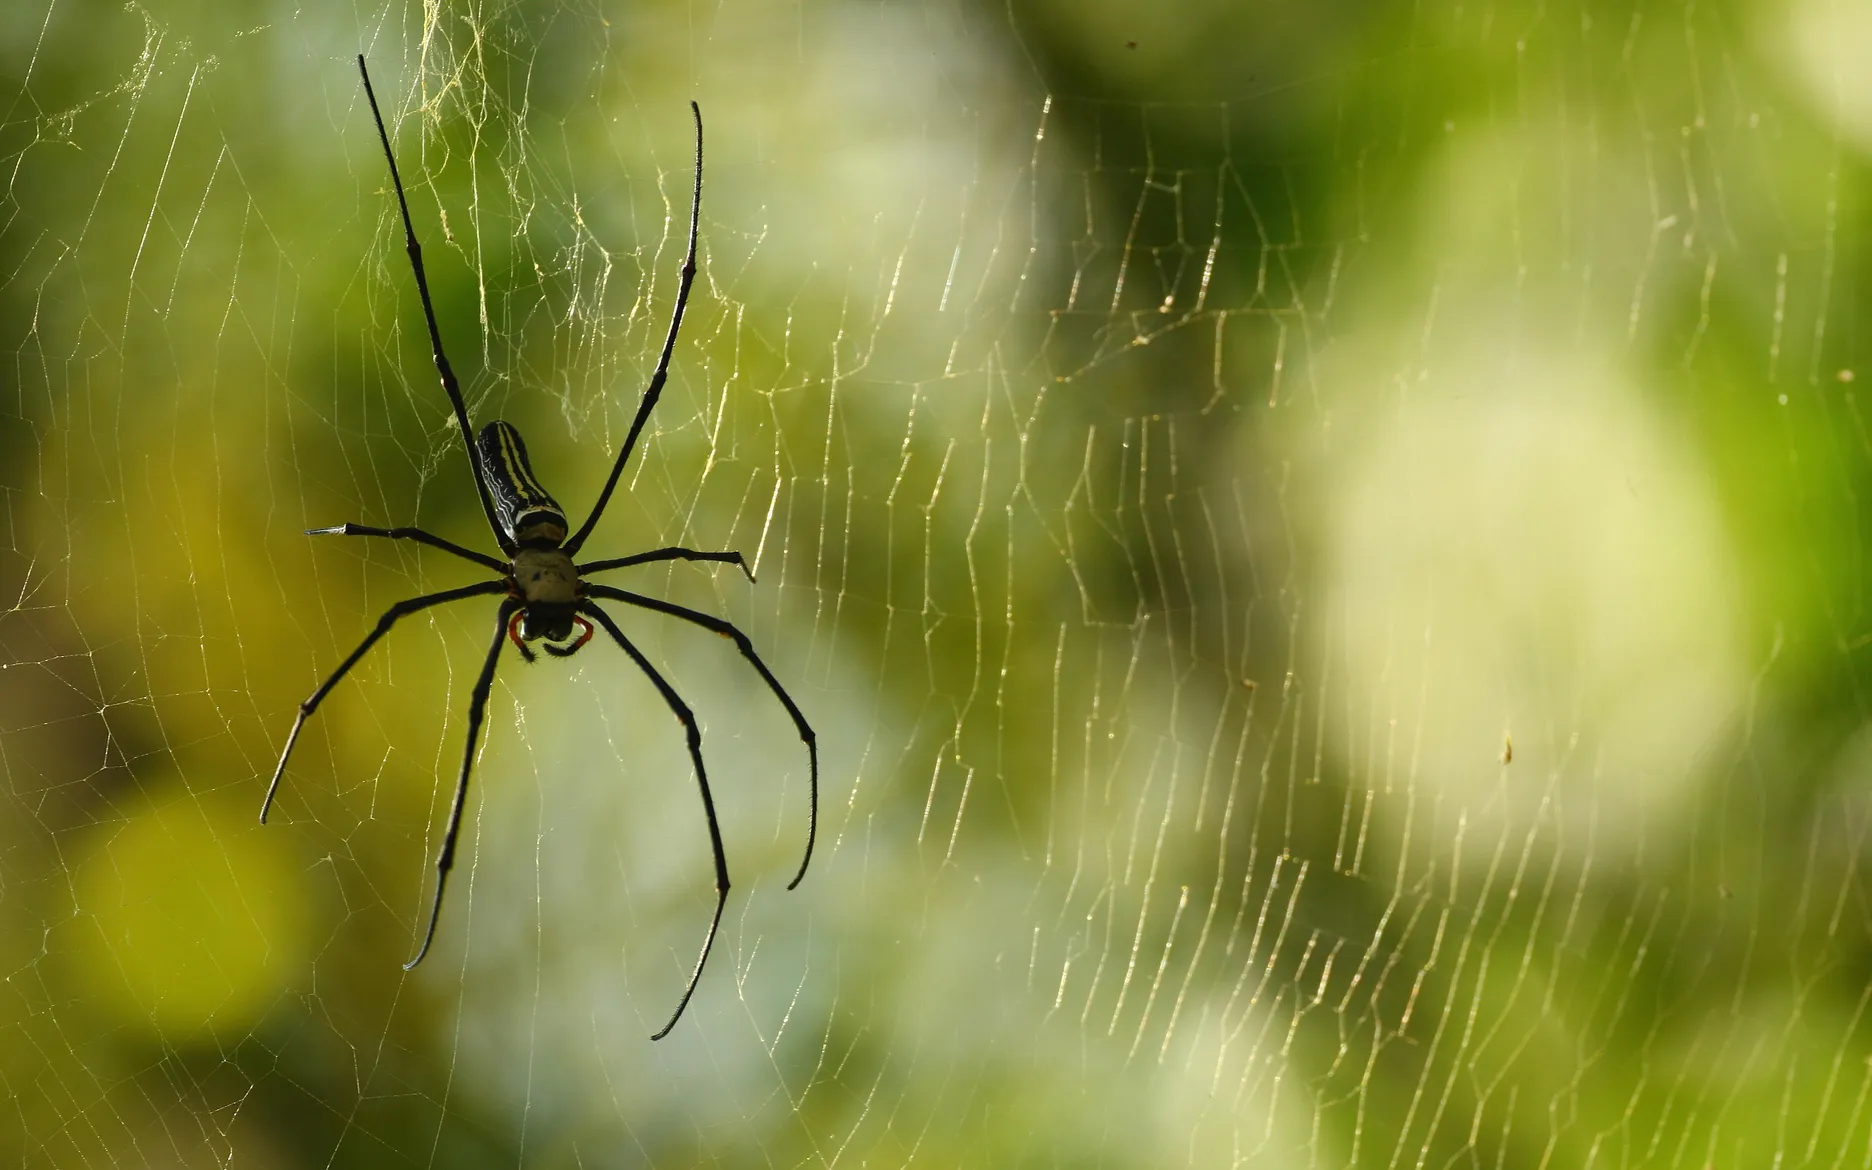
[
  {"left": 578, "top": 547, "right": 752, "bottom": 582},
  {"left": 582, "top": 602, "right": 727, "bottom": 1040},
  {"left": 308, "top": 523, "right": 507, "bottom": 573},
  {"left": 564, "top": 102, "right": 703, "bottom": 557},
  {"left": 584, "top": 584, "right": 817, "bottom": 890},
  {"left": 262, "top": 579, "right": 507, "bottom": 823},
  {"left": 405, "top": 597, "right": 519, "bottom": 970},
  {"left": 356, "top": 56, "right": 512, "bottom": 555}
]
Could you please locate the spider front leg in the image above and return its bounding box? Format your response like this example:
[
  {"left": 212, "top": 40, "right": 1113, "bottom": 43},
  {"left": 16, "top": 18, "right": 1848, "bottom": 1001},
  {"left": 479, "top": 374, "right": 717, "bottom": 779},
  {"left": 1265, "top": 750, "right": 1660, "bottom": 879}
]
[
  {"left": 582, "top": 602, "right": 727, "bottom": 1040},
  {"left": 406, "top": 597, "right": 519, "bottom": 969},
  {"left": 584, "top": 584, "right": 817, "bottom": 890},
  {"left": 262, "top": 579, "right": 507, "bottom": 822}
]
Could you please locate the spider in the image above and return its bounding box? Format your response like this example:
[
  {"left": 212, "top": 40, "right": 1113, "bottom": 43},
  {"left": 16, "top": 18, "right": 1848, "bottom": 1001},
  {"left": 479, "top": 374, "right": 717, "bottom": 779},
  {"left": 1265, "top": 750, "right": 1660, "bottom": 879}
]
[{"left": 261, "top": 56, "right": 816, "bottom": 1041}]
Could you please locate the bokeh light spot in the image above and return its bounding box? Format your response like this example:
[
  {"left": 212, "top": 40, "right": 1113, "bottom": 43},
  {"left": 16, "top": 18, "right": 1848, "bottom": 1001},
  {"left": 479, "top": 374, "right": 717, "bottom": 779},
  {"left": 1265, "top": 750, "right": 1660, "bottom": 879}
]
[{"left": 69, "top": 781, "right": 310, "bottom": 1040}]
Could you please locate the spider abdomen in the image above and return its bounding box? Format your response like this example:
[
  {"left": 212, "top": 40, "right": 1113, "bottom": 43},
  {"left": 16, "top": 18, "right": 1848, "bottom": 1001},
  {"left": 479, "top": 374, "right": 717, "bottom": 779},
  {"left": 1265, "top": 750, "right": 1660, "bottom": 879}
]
[{"left": 477, "top": 421, "right": 568, "bottom": 547}]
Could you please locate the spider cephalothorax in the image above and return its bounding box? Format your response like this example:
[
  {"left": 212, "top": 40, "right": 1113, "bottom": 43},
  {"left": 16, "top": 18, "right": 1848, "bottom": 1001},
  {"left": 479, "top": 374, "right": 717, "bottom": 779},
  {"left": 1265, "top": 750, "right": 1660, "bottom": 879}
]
[{"left": 261, "top": 56, "right": 817, "bottom": 1042}]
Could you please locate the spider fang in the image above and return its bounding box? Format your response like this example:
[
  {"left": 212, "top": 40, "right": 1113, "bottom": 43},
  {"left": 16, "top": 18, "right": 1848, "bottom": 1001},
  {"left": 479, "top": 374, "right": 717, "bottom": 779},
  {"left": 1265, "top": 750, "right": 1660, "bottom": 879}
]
[{"left": 507, "top": 607, "right": 595, "bottom": 659}]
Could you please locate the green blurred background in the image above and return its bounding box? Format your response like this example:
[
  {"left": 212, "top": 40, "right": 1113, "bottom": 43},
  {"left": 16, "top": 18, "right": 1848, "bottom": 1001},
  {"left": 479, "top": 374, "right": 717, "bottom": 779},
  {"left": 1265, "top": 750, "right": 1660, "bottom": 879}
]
[{"left": 3, "top": 0, "right": 1870, "bottom": 1165}]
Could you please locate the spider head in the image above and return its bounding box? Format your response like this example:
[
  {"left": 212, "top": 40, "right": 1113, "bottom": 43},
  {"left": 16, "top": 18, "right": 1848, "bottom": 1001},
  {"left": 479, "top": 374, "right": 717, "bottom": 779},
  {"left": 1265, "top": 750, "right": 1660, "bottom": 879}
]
[
  {"left": 523, "top": 603, "right": 577, "bottom": 642},
  {"left": 507, "top": 605, "right": 594, "bottom": 662}
]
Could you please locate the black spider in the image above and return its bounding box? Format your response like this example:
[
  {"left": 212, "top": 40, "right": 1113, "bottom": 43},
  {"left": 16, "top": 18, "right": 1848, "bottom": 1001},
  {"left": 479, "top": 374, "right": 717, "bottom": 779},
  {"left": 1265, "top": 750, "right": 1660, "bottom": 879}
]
[{"left": 262, "top": 56, "right": 816, "bottom": 1041}]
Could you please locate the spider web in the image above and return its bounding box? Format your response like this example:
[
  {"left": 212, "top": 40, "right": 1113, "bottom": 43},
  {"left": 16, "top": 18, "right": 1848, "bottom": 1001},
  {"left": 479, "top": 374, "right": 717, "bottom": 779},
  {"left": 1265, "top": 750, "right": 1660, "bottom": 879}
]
[{"left": 4, "top": 0, "right": 1872, "bottom": 1165}]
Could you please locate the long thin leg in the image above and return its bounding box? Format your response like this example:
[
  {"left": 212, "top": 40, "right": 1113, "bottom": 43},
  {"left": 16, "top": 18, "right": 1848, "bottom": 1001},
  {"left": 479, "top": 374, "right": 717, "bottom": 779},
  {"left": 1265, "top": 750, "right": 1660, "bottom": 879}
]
[
  {"left": 584, "top": 584, "right": 816, "bottom": 889},
  {"left": 406, "top": 598, "right": 519, "bottom": 969},
  {"left": 262, "top": 579, "right": 507, "bottom": 822},
  {"left": 356, "top": 56, "right": 510, "bottom": 554},
  {"left": 564, "top": 102, "right": 703, "bottom": 556},
  {"left": 579, "top": 547, "right": 751, "bottom": 582},
  {"left": 310, "top": 522, "right": 507, "bottom": 573},
  {"left": 582, "top": 602, "right": 728, "bottom": 1040}
]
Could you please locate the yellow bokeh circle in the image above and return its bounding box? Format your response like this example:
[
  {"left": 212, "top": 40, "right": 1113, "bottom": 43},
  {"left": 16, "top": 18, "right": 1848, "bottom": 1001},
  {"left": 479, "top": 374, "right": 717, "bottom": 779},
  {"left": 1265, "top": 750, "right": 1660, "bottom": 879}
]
[{"left": 70, "top": 781, "right": 311, "bottom": 1040}]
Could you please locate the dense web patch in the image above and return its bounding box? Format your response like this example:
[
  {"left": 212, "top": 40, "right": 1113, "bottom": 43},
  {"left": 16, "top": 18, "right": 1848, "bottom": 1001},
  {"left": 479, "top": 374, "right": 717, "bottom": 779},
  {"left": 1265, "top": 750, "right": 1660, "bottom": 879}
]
[{"left": 3, "top": 0, "right": 1872, "bottom": 1167}]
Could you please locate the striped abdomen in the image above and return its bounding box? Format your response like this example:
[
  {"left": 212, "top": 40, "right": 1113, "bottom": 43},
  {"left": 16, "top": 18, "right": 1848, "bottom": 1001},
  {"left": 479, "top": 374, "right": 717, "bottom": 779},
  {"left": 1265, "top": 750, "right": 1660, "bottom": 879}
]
[{"left": 477, "top": 421, "right": 568, "bottom": 547}]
